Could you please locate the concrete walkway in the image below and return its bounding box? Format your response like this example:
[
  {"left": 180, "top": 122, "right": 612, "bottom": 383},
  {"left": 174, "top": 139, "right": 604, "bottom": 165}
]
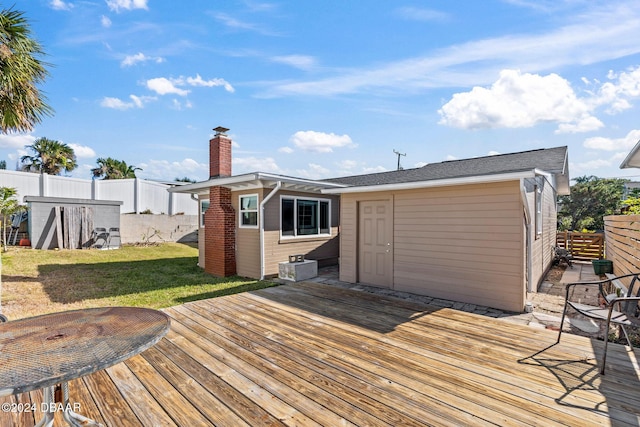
[{"left": 304, "top": 261, "right": 603, "bottom": 337}]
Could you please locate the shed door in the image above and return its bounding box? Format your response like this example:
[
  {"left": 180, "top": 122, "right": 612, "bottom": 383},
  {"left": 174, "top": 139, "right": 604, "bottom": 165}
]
[{"left": 358, "top": 200, "right": 393, "bottom": 287}]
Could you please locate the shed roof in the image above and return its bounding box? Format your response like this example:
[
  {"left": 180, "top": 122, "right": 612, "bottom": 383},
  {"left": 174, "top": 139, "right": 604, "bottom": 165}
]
[{"left": 328, "top": 146, "right": 568, "bottom": 188}]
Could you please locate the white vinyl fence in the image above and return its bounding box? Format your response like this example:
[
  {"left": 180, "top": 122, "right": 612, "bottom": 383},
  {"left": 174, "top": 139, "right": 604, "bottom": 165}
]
[{"left": 0, "top": 169, "right": 197, "bottom": 215}]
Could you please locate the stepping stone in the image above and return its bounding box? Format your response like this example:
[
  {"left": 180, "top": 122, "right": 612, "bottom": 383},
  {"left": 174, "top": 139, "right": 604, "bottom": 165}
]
[{"left": 568, "top": 317, "right": 600, "bottom": 333}]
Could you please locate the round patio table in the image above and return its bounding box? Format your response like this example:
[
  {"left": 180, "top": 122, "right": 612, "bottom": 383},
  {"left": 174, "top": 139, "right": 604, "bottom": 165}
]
[{"left": 0, "top": 306, "right": 170, "bottom": 426}]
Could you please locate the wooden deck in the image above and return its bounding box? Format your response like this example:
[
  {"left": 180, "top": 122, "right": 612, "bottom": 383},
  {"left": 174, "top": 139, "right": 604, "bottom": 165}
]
[{"left": 2, "top": 281, "right": 640, "bottom": 426}]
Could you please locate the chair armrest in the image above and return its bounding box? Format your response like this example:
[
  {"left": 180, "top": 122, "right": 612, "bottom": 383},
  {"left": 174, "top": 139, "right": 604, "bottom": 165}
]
[{"left": 606, "top": 296, "right": 640, "bottom": 305}]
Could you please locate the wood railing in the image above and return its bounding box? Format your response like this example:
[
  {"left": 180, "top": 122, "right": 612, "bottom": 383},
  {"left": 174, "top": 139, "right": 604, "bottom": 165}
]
[{"left": 556, "top": 231, "right": 605, "bottom": 260}]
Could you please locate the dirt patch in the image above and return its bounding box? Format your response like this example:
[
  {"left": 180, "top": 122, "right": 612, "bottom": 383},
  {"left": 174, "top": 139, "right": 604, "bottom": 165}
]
[{"left": 544, "top": 264, "right": 566, "bottom": 285}]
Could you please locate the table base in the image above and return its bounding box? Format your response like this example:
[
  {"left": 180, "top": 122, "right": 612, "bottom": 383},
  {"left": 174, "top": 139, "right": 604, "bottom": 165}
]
[{"left": 35, "top": 383, "right": 102, "bottom": 427}]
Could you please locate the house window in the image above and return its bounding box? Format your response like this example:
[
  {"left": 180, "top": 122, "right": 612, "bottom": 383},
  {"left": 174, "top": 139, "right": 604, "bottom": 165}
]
[
  {"left": 200, "top": 199, "right": 209, "bottom": 227},
  {"left": 239, "top": 194, "right": 258, "bottom": 228},
  {"left": 281, "top": 197, "right": 330, "bottom": 238},
  {"left": 535, "top": 185, "right": 542, "bottom": 237}
]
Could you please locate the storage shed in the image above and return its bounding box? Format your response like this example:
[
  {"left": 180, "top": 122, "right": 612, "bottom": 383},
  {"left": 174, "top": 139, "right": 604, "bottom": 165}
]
[{"left": 24, "top": 196, "right": 122, "bottom": 250}]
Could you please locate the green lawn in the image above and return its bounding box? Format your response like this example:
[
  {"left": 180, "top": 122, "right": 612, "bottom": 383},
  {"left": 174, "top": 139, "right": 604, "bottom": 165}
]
[{"left": 0, "top": 243, "right": 277, "bottom": 319}]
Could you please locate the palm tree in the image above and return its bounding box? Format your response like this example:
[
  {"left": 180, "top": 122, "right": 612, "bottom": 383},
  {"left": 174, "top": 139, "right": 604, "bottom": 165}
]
[
  {"left": 92, "top": 157, "right": 142, "bottom": 179},
  {"left": 0, "top": 7, "right": 53, "bottom": 133},
  {"left": 21, "top": 137, "right": 77, "bottom": 174}
]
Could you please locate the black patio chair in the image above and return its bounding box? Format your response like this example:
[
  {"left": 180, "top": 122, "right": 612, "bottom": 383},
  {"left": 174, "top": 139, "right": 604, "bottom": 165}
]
[
  {"left": 91, "top": 227, "right": 109, "bottom": 249},
  {"left": 557, "top": 272, "right": 640, "bottom": 374}
]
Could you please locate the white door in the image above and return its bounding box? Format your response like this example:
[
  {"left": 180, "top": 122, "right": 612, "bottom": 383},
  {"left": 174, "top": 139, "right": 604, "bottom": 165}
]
[{"left": 358, "top": 200, "right": 393, "bottom": 287}]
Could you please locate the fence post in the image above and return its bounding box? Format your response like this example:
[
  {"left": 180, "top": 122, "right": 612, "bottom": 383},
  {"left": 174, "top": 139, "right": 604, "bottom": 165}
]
[
  {"left": 39, "top": 172, "right": 46, "bottom": 197},
  {"left": 134, "top": 178, "right": 140, "bottom": 214}
]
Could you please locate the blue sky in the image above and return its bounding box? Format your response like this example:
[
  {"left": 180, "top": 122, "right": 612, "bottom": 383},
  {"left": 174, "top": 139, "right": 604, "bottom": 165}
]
[{"left": 2, "top": 0, "right": 640, "bottom": 182}]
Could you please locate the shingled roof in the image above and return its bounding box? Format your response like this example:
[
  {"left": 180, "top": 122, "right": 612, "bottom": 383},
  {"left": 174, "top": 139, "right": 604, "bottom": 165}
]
[{"left": 327, "top": 146, "right": 568, "bottom": 188}]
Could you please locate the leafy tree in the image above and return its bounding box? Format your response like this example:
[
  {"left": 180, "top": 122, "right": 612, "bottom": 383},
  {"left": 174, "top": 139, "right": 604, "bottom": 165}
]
[
  {"left": 21, "top": 137, "right": 77, "bottom": 174},
  {"left": 558, "top": 175, "right": 627, "bottom": 231},
  {"left": 0, "top": 187, "right": 26, "bottom": 251},
  {"left": 0, "top": 7, "right": 53, "bottom": 133},
  {"left": 175, "top": 177, "right": 196, "bottom": 183},
  {"left": 0, "top": 160, "right": 5, "bottom": 169},
  {"left": 91, "top": 157, "right": 141, "bottom": 179},
  {"left": 621, "top": 197, "right": 640, "bottom": 215}
]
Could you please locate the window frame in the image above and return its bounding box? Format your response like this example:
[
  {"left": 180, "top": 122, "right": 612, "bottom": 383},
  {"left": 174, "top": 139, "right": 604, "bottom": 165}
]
[
  {"left": 280, "top": 195, "right": 331, "bottom": 239},
  {"left": 199, "top": 199, "right": 209, "bottom": 228},
  {"left": 535, "top": 185, "right": 543, "bottom": 238},
  {"left": 239, "top": 194, "right": 259, "bottom": 229}
]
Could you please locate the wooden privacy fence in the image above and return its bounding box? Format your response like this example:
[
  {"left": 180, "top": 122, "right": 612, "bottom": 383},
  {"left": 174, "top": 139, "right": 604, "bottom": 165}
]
[
  {"left": 604, "top": 215, "right": 640, "bottom": 276},
  {"left": 556, "top": 231, "right": 604, "bottom": 260}
]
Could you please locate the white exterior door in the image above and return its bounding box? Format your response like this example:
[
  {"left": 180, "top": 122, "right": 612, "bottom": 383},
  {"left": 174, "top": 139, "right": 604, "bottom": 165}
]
[{"left": 358, "top": 200, "right": 393, "bottom": 287}]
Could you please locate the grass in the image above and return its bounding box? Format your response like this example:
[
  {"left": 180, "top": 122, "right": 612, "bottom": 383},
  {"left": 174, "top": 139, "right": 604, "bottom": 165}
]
[{"left": 0, "top": 243, "right": 278, "bottom": 319}]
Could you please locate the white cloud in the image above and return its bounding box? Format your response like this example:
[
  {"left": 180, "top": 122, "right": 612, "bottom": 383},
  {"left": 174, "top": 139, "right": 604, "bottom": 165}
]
[
  {"left": 130, "top": 95, "right": 144, "bottom": 108},
  {"left": 233, "top": 156, "right": 282, "bottom": 174},
  {"left": 278, "top": 146, "right": 294, "bottom": 154},
  {"left": 213, "top": 13, "right": 278, "bottom": 36},
  {"left": 101, "top": 15, "right": 112, "bottom": 28},
  {"left": 395, "top": 7, "right": 449, "bottom": 22},
  {"left": 0, "top": 134, "right": 35, "bottom": 149},
  {"left": 171, "top": 99, "right": 193, "bottom": 110},
  {"left": 68, "top": 144, "right": 96, "bottom": 158},
  {"left": 271, "top": 55, "right": 317, "bottom": 71},
  {"left": 438, "top": 69, "right": 602, "bottom": 133},
  {"left": 106, "top": 0, "right": 149, "bottom": 13},
  {"left": 121, "top": 53, "right": 165, "bottom": 67},
  {"left": 185, "top": 74, "right": 235, "bottom": 93},
  {"left": 570, "top": 159, "right": 613, "bottom": 174},
  {"left": 583, "top": 129, "right": 640, "bottom": 151},
  {"left": 295, "top": 163, "right": 331, "bottom": 179},
  {"left": 555, "top": 116, "right": 604, "bottom": 134},
  {"left": 290, "top": 131, "right": 355, "bottom": 153},
  {"left": 101, "top": 97, "right": 133, "bottom": 110},
  {"left": 588, "top": 66, "right": 640, "bottom": 114},
  {"left": 8, "top": 149, "right": 28, "bottom": 162},
  {"left": 263, "top": 3, "right": 640, "bottom": 97},
  {"left": 50, "top": 0, "right": 73, "bottom": 11},
  {"left": 146, "top": 78, "right": 190, "bottom": 96},
  {"left": 100, "top": 94, "right": 155, "bottom": 110},
  {"left": 146, "top": 75, "right": 234, "bottom": 96}
]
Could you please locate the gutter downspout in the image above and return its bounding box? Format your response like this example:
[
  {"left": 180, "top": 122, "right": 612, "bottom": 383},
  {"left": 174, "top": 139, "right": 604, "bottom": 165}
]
[
  {"left": 520, "top": 180, "right": 533, "bottom": 294},
  {"left": 260, "top": 181, "right": 282, "bottom": 280}
]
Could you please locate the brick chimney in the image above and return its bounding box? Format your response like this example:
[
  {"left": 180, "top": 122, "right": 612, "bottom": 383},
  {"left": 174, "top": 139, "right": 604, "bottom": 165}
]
[
  {"left": 205, "top": 126, "right": 236, "bottom": 277},
  {"left": 210, "top": 126, "right": 232, "bottom": 178}
]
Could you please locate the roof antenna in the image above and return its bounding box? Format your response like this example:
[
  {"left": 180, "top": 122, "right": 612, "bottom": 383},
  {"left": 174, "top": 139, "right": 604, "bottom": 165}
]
[{"left": 393, "top": 149, "right": 406, "bottom": 170}]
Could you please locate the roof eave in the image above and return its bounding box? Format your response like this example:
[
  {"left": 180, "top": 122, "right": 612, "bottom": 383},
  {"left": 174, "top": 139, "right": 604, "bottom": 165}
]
[
  {"left": 167, "top": 172, "right": 348, "bottom": 195},
  {"left": 321, "top": 170, "right": 538, "bottom": 194}
]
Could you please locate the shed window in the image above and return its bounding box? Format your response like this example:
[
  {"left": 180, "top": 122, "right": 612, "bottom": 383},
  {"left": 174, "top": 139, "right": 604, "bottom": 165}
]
[
  {"left": 281, "top": 197, "right": 330, "bottom": 238},
  {"left": 240, "top": 194, "right": 258, "bottom": 228}
]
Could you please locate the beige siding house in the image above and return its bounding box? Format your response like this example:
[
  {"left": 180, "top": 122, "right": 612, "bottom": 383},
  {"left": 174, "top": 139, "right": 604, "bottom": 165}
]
[
  {"left": 170, "top": 128, "right": 569, "bottom": 313},
  {"left": 324, "top": 146, "right": 569, "bottom": 312}
]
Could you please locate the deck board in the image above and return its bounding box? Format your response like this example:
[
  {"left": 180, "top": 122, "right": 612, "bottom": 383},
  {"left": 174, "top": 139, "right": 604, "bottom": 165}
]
[{"left": 2, "top": 282, "right": 640, "bottom": 426}]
